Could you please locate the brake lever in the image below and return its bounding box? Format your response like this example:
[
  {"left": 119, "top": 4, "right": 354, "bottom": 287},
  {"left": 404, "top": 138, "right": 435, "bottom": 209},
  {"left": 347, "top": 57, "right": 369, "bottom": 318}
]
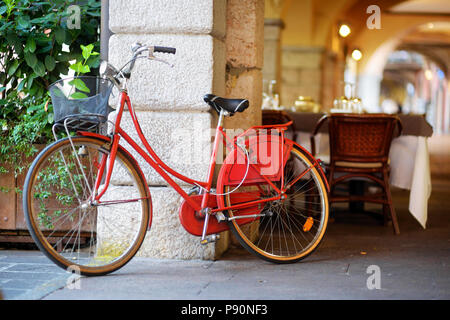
[
  {"left": 148, "top": 48, "right": 174, "bottom": 68},
  {"left": 151, "top": 56, "right": 174, "bottom": 68}
]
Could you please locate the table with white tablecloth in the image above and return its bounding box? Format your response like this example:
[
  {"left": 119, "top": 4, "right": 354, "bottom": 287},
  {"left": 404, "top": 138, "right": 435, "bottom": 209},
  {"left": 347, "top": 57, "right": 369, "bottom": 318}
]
[{"left": 285, "top": 112, "right": 433, "bottom": 229}]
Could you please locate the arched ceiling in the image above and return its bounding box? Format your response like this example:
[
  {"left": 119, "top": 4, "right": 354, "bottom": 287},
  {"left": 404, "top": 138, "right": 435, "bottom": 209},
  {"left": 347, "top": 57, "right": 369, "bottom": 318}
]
[
  {"left": 341, "top": 1, "right": 450, "bottom": 76},
  {"left": 269, "top": 0, "right": 450, "bottom": 75},
  {"left": 389, "top": 0, "right": 450, "bottom": 14}
]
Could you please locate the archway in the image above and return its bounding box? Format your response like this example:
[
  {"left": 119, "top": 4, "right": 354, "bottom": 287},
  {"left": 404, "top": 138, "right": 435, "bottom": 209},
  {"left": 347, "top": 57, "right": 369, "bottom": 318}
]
[{"left": 352, "top": 19, "right": 450, "bottom": 127}]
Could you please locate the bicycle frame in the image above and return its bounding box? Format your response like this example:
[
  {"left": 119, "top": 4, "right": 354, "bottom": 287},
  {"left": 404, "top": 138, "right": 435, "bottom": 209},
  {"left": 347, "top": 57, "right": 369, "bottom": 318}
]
[{"left": 79, "top": 90, "right": 298, "bottom": 218}]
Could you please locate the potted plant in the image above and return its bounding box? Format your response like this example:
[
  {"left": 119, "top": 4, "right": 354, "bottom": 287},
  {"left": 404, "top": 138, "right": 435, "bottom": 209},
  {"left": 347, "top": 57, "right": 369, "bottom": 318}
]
[{"left": 0, "top": 0, "right": 100, "bottom": 234}]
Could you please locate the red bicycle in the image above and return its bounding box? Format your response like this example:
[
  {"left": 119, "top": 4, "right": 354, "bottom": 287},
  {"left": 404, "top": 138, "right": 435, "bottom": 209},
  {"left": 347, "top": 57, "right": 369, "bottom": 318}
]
[{"left": 23, "top": 43, "right": 329, "bottom": 276}]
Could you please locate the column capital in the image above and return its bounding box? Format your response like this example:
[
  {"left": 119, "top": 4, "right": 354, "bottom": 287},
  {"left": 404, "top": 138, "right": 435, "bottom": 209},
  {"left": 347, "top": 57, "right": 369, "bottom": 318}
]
[
  {"left": 265, "top": 0, "right": 286, "bottom": 19},
  {"left": 264, "top": 18, "right": 285, "bottom": 29}
]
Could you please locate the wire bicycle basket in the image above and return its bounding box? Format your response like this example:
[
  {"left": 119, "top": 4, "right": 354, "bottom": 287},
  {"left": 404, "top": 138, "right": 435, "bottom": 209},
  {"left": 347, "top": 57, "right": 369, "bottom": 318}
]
[{"left": 49, "top": 76, "right": 114, "bottom": 132}]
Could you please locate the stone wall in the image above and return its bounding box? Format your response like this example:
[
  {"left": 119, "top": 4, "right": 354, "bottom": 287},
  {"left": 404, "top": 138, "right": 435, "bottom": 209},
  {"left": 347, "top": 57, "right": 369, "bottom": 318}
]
[
  {"left": 224, "top": 0, "right": 264, "bottom": 246},
  {"left": 280, "top": 46, "right": 341, "bottom": 111},
  {"left": 263, "top": 19, "right": 283, "bottom": 88},
  {"left": 281, "top": 46, "right": 323, "bottom": 109},
  {"left": 225, "top": 0, "right": 264, "bottom": 130},
  {"left": 108, "top": 0, "right": 226, "bottom": 260},
  {"left": 106, "top": 0, "right": 263, "bottom": 260}
]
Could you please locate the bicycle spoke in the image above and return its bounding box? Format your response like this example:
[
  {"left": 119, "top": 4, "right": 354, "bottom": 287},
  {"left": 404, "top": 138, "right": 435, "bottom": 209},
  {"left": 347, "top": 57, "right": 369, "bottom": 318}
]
[
  {"left": 224, "top": 145, "right": 328, "bottom": 261},
  {"left": 25, "top": 137, "right": 150, "bottom": 275}
]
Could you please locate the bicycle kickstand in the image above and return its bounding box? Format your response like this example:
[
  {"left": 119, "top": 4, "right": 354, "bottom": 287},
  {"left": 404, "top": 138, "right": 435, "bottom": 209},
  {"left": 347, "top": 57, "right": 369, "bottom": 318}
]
[{"left": 200, "top": 208, "right": 220, "bottom": 245}]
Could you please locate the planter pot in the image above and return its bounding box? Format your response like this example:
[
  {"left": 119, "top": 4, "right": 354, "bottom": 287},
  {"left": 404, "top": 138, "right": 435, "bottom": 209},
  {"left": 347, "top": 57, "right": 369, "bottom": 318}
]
[
  {"left": 0, "top": 163, "right": 15, "bottom": 230},
  {"left": 1, "top": 144, "right": 97, "bottom": 247},
  {"left": 0, "top": 144, "right": 46, "bottom": 241}
]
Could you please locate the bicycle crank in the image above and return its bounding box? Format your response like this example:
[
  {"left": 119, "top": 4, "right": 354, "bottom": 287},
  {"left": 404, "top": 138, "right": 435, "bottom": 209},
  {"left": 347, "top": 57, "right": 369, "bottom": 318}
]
[{"left": 200, "top": 234, "right": 220, "bottom": 245}]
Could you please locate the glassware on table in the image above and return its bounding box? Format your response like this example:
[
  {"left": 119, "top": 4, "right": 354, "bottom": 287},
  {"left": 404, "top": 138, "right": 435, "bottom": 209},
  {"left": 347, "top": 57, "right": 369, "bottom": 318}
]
[
  {"left": 262, "top": 79, "right": 281, "bottom": 110},
  {"left": 293, "top": 96, "right": 320, "bottom": 113},
  {"left": 350, "top": 97, "right": 363, "bottom": 113},
  {"left": 332, "top": 82, "right": 363, "bottom": 113}
]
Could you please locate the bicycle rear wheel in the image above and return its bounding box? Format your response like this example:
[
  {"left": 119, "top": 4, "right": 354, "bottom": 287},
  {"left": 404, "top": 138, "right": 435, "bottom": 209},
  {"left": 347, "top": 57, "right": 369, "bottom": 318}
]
[
  {"left": 23, "top": 136, "right": 151, "bottom": 276},
  {"left": 220, "top": 144, "right": 329, "bottom": 263}
]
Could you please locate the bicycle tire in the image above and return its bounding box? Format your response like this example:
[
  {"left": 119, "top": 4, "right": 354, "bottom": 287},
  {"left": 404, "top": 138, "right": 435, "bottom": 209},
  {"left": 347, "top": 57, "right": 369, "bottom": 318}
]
[
  {"left": 221, "top": 143, "right": 329, "bottom": 263},
  {"left": 23, "top": 136, "right": 151, "bottom": 276}
]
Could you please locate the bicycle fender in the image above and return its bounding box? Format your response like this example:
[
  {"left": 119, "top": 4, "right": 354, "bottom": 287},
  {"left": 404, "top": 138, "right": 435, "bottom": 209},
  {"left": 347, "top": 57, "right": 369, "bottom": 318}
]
[{"left": 219, "top": 134, "right": 294, "bottom": 187}]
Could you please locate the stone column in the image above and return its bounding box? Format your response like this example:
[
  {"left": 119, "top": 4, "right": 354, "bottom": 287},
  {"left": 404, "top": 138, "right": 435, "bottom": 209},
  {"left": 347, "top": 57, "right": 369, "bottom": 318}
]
[
  {"left": 108, "top": 0, "right": 226, "bottom": 260},
  {"left": 281, "top": 46, "right": 324, "bottom": 108},
  {"left": 224, "top": 0, "right": 264, "bottom": 245},
  {"left": 263, "top": 19, "right": 284, "bottom": 88},
  {"left": 358, "top": 73, "right": 383, "bottom": 112},
  {"left": 225, "top": 0, "right": 264, "bottom": 130},
  {"left": 100, "top": 0, "right": 112, "bottom": 61}
]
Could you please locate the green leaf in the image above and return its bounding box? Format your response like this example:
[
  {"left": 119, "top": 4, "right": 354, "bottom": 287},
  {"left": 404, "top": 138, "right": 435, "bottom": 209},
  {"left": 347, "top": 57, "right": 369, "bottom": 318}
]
[
  {"left": 0, "top": 21, "right": 13, "bottom": 31},
  {"left": 56, "top": 52, "right": 75, "bottom": 62},
  {"left": 81, "top": 44, "right": 94, "bottom": 60},
  {"left": 30, "top": 12, "right": 56, "bottom": 24},
  {"left": 24, "top": 52, "right": 38, "bottom": 68},
  {"left": 70, "top": 92, "right": 89, "bottom": 99},
  {"left": 6, "top": 33, "right": 19, "bottom": 46},
  {"left": 87, "top": 0, "right": 102, "bottom": 8},
  {"left": 69, "top": 62, "right": 90, "bottom": 74},
  {"left": 85, "top": 11, "right": 101, "bottom": 17},
  {"left": 56, "top": 62, "right": 70, "bottom": 75},
  {"left": 7, "top": 60, "right": 19, "bottom": 76},
  {"left": 32, "top": 61, "right": 46, "bottom": 77},
  {"left": 17, "top": 15, "right": 30, "bottom": 29},
  {"left": 17, "top": 79, "right": 26, "bottom": 92},
  {"left": 54, "top": 28, "right": 65, "bottom": 44},
  {"left": 87, "top": 55, "right": 100, "bottom": 69},
  {"left": 68, "top": 78, "right": 90, "bottom": 93},
  {"left": 27, "top": 76, "right": 34, "bottom": 89},
  {"left": 29, "top": 83, "right": 39, "bottom": 96},
  {"left": 27, "top": 103, "right": 44, "bottom": 113},
  {"left": 81, "top": 65, "right": 91, "bottom": 73},
  {"left": 25, "top": 37, "right": 36, "bottom": 53},
  {"left": 44, "top": 56, "right": 56, "bottom": 71}
]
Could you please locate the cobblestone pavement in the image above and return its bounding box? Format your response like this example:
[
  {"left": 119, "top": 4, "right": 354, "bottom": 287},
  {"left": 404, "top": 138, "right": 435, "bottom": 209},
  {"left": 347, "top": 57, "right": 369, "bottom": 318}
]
[
  {"left": 0, "top": 250, "right": 70, "bottom": 300},
  {"left": 0, "top": 178, "right": 449, "bottom": 300}
]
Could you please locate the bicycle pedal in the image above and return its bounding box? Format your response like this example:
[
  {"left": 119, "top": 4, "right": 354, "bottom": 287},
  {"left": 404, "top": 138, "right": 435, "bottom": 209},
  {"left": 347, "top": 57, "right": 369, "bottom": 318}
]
[{"left": 200, "top": 234, "right": 220, "bottom": 245}]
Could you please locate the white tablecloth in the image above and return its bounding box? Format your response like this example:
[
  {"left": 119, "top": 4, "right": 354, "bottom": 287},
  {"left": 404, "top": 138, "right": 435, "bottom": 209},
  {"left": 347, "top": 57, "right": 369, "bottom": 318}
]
[
  {"left": 296, "top": 132, "right": 431, "bottom": 229},
  {"left": 389, "top": 136, "right": 431, "bottom": 229}
]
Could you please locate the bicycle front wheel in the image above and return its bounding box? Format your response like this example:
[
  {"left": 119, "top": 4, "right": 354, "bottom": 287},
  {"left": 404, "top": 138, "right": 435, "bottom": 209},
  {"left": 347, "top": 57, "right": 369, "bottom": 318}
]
[
  {"left": 23, "top": 136, "right": 151, "bottom": 276},
  {"left": 221, "top": 144, "right": 329, "bottom": 263}
]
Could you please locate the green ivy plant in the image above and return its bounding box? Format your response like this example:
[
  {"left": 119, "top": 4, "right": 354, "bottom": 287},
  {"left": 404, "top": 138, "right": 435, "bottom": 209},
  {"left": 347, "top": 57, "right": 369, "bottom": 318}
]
[
  {"left": 68, "top": 43, "right": 100, "bottom": 99},
  {"left": 0, "top": 0, "right": 100, "bottom": 178}
]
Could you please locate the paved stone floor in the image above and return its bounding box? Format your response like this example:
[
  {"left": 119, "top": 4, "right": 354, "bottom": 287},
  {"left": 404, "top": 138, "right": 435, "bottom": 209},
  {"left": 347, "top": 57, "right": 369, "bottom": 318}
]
[
  {"left": 0, "top": 174, "right": 448, "bottom": 300},
  {"left": 0, "top": 250, "right": 69, "bottom": 300}
]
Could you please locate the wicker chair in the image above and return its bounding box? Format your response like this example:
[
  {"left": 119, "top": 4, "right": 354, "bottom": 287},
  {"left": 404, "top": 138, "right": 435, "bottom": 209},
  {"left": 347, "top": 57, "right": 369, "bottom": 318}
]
[
  {"left": 262, "top": 110, "right": 296, "bottom": 141},
  {"left": 311, "top": 113, "right": 402, "bottom": 234}
]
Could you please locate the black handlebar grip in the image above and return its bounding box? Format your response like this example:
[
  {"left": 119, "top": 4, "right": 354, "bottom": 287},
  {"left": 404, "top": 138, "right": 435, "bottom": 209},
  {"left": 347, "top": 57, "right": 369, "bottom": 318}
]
[{"left": 154, "top": 46, "right": 176, "bottom": 54}]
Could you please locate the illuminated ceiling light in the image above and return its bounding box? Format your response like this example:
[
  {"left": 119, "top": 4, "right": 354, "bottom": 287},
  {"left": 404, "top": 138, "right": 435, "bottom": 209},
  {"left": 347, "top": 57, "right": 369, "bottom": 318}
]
[
  {"left": 427, "top": 23, "right": 434, "bottom": 29},
  {"left": 338, "top": 24, "right": 351, "bottom": 38},
  {"left": 424, "top": 69, "right": 433, "bottom": 80},
  {"left": 351, "top": 49, "right": 363, "bottom": 61}
]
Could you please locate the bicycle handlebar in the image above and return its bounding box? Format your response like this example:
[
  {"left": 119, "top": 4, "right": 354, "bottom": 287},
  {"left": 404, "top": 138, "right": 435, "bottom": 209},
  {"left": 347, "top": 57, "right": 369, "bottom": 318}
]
[
  {"left": 104, "top": 43, "right": 176, "bottom": 85},
  {"left": 128, "top": 43, "right": 176, "bottom": 72},
  {"left": 153, "top": 46, "right": 176, "bottom": 54}
]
